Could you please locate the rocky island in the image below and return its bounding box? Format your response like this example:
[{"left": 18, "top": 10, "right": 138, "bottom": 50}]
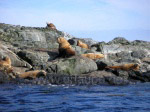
[{"left": 0, "top": 23, "right": 150, "bottom": 85}]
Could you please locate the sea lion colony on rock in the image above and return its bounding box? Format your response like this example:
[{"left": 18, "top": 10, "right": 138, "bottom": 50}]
[
  {"left": 0, "top": 22, "right": 141, "bottom": 80},
  {"left": 56, "top": 37, "right": 140, "bottom": 71},
  {"left": 57, "top": 37, "right": 104, "bottom": 59},
  {"left": 0, "top": 56, "right": 47, "bottom": 79}
]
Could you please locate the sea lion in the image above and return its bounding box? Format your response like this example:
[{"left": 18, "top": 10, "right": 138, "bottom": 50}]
[
  {"left": 57, "top": 37, "right": 75, "bottom": 57},
  {"left": 106, "top": 63, "right": 140, "bottom": 71},
  {"left": 46, "top": 22, "right": 56, "bottom": 30},
  {"left": 19, "top": 70, "right": 47, "bottom": 79},
  {"left": 81, "top": 53, "right": 104, "bottom": 59},
  {"left": 77, "top": 40, "right": 89, "bottom": 49}
]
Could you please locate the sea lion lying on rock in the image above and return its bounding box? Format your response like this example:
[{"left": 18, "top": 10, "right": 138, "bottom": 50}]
[
  {"left": 46, "top": 22, "right": 56, "bottom": 30},
  {"left": 106, "top": 63, "right": 140, "bottom": 71},
  {"left": 19, "top": 70, "right": 47, "bottom": 79},
  {"left": 77, "top": 40, "right": 89, "bottom": 49},
  {"left": 81, "top": 53, "right": 104, "bottom": 59},
  {"left": 57, "top": 37, "right": 75, "bottom": 57}
]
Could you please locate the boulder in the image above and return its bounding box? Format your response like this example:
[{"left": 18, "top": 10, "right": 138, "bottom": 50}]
[
  {"left": 46, "top": 56, "right": 98, "bottom": 75},
  {"left": 0, "top": 71, "right": 11, "bottom": 83}
]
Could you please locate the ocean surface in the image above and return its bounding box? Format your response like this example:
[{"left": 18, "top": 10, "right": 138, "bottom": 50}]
[{"left": 0, "top": 83, "right": 150, "bottom": 112}]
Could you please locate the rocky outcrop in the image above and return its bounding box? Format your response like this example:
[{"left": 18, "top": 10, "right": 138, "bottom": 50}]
[
  {"left": 0, "top": 23, "right": 150, "bottom": 86},
  {"left": 0, "top": 23, "right": 72, "bottom": 49}
]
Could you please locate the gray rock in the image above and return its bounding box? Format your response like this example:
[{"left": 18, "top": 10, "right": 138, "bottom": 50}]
[
  {"left": 142, "top": 58, "right": 150, "bottom": 64},
  {"left": 105, "top": 76, "right": 129, "bottom": 85},
  {"left": 17, "top": 49, "right": 58, "bottom": 68},
  {"left": 111, "top": 70, "right": 129, "bottom": 80},
  {"left": 80, "top": 38, "right": 98, "bottom": 46},
  {"left": 128, "top": 70, "right": 150, "bottom": 82},
  {"left": 46, "top": 56, "right": 98, "bottom": 75},
  {"left": 108, "top": 37, "right": 130, "bottom": 45},
  {"left": 0, "top": 23, "right": 64, "bottom": 49},
  {"left": 131, "top": 50, "right": 148, "bottom": 59},
  {"left": 62, "top": 32, "right": 74, "bottom": 40},
  {"left": 0, "top": 72, "right": 11, "bottom": 83},
  {"left": 74, "top": 46, "right": 95, "bottom": 55},
  {"left": 84, "top": 71, "right": 113, "bottom": 78}
]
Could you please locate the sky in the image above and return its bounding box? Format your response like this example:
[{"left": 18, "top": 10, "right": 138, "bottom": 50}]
[{"left": 0, "top": 0, "right": 149, "bottom": 42}]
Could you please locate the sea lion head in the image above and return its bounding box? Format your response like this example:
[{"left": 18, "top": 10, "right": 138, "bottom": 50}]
[
  {"left": 57, "top": 37, "right": 67, "bottom": 43},
  {"left": 37, "top": 70, "right": 47, "bottom": 77}
]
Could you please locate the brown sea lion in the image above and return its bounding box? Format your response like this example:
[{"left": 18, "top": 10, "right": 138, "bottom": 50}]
[
  {"left": 77, "top": 40, "right": 89, "bottom": 49},
  {"left": 46, "top": 22, "right": 56, "bottom": 30},
  {"left": 19, "top": 70, "right": 47, "bottom": 79},
  {"left": 81, "top": 53, "right": 104, "bottom": 59},
  {"left": 106, "top": 63, "right": 140, "bottom": 71},
  {"left": 57, "top": 37, "right": 75, "bottom": 57}
]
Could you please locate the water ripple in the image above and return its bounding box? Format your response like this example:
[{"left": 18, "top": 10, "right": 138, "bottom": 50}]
[{"left": 0, "top": 83, "right": 150, "bottom": 112}]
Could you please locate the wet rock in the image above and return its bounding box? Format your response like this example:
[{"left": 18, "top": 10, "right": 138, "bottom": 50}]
[
  {"left": 111, "top": 70, "right": 129, "bottom": 80},
  {"left": 142, "top": 71, "right": 150, "bottom": 81},
  {"left": 128, "top": 70, "right": 149, "bottom": 82},
  {"left": 0, "top": 72, "right": 11, "bottom": 83},
  {"left": 105, "top": 76, "right": 129, "bottom": 85},
  {"left": 84, "top": 71, "right": 113, "bottom": 78}
]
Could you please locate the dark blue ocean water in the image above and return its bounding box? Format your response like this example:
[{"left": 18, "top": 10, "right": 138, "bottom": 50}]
[{"left": 0, "top": 83, "right": 150, "bottom": 112}]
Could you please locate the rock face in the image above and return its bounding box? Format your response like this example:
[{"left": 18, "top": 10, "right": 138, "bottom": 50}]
[
  {"left": 0, "top": 23, "right": 150, "bottom": 85},
  {"left": 0, "top": 23, "right": 70, "bottom": 49}
]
